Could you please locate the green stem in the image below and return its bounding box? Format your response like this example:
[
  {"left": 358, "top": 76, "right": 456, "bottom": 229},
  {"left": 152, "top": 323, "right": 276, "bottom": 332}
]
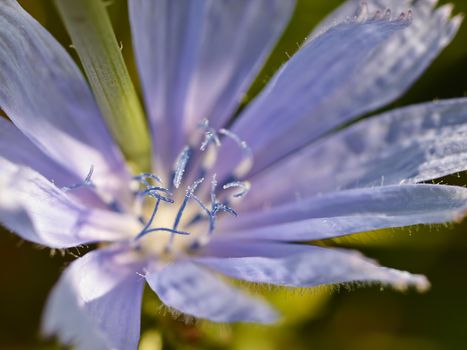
[{"left": 55, "top": 0, "right": 151, "bottom": 172}]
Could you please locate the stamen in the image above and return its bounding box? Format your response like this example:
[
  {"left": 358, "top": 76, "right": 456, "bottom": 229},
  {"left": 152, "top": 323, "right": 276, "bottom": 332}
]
[
  {"left": 205, "top": 174, "right": 237, "bottom": 238},
  {"left": 84, "top": 165, "right": 94, "bottom": 183},
  {"left": 62, "top": 165, "right": 95, "bottom": 192},
  {"left": 199, "top": 119, "right": 221, "bottom": 151},
  {"left": 212, "top": 202, "right": 238, "bottom": 217},
  {"left": 198, "top": 118, "right": 209, "bottom": 129},
  {"left": 219, "top": 129, "right": 252, "bottom": 158},
  {"left": 142, "top": 187, "right": 174, "bottom": 203},
  {"left": 136, "top": 227, "right": 190, "bottom": 239},
  {"left": 185, "top": 173, "right": 239, "bottom": 251},
  {"left": 133, "top": 173, "right": 174, "bottom": 235},
  {"left": 223, "top": 181, "right": 251, "bottom": 198},
  {"left": 206, "top": 202, "right": 237, "bottom": 237},
  {"left": 173, "top": 146, "right": 192, "bottom": 189},
  {"left": 190, "top": 194, "right": 211, "bottom": 217},
  {"left": 130, "top": 123, "right": 254, "bottom": 254},
  {"left": 210, "top": 173, "right": 218, "bottom": 205},
  {"left": 135, "top": 197, "right": 160, "bottom": 238},
  {"left": 165, "top": 178, "right": 205, "bottom": 252},
  {"left": 174, "top": 177, "right": 205, "bottom": 229},
  {"left": 134, "top": 173, "right": 174, "bottom": 203},
  {"left": 133, "top": 173, "right": 162, "bottom": 187}
]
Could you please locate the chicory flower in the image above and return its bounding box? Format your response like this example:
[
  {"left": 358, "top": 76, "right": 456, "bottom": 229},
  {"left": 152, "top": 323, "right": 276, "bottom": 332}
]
[{"left": 0, "top": 0, "right": 466, "bottom": 349}]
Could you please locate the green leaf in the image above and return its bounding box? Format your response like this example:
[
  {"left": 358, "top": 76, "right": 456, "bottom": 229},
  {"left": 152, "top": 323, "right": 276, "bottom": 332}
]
[{"left": 55, "top": 0, "right": 151, "bottom": 172}]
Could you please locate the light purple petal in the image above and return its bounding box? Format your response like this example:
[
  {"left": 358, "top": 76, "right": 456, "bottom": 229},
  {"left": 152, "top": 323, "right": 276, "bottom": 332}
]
[
  {"left": 42, "top": 248, "right": 145, "bottom": 350},
  {"left": 129, "top": 0, "right": 294, "bottom": 168},
  {"left": 0, "top": 0, "right": 131, "bottom": 202},
  {"left": 182, "top": 0, "right": 295, "bottom": 131},
  {"left": 0, "top": 118, "right": 74, "bottom": 187},
  {"left": 217, "top": 184, "right": 467, "bottom": 242},
  {"left": 0, "top": 158, "right": 140, "bottom": 248},
  {"left": 0, "top": 118, "right": 106, "bottom": 207},
  {"left": 217, "top": 13, "right": 410, "bottom": 177},
  {"left": 145, "top": 260, "right": 278, "bottom": 323},
  {"left": 244, "top": 99, "right": 467, "bottom": 209},
  {"left": 197, "top": 243, "right": 429, "bottom": 291},
  {"left": 304, "top": 1, "right": 462, "bottom": 148}
]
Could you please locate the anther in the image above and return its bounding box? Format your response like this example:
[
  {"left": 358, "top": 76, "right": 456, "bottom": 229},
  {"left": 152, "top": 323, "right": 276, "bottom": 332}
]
[
  {"left": 173, "top": 146, "right": 192, "bottom": 189},
  {"left": 210, "top": 174, "right": 218, "bottom": 205},
  {"left": 205, "top": 174, "right": 237, "bottom": 237},
  {"left": 165, "top": 177, "right": 205, "bottom": 252},
  {"left": 223, "top": 181, "right": 251, "bottom": 198},
  {"left": 199, "top": 119, "right": 221, "bottom": 151},
  {"left": 175, "top": 177, "right": 205, "bottom": 231},
  {"left": 218, "top": 129, "right": 251, "bottom": 157}
]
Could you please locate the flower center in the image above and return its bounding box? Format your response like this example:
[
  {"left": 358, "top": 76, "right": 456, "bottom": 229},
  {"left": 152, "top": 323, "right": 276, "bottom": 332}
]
[
  {"left": 129, "top": 120, "right": 252, "bottom": 258},
  {"left": 63, "top": 120, "right": 251, "bottom": 258}
]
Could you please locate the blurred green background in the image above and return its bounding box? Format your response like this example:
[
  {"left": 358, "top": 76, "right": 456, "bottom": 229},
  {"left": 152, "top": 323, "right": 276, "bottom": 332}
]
[{"left": 1, "top": 0, "right": 467, "bottom": 349}]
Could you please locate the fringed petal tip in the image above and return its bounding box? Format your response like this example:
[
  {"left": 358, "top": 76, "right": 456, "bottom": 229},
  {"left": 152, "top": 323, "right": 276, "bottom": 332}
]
[
  {"left": 331, "top": 272, "right": 430, "bottom": 295},
  {"left": 354, "top": 0, "right": 463, "bottom": 24},
  {"left": 437, "top": 4, "right": 464, "bottom": 37},
  {"left": 378, "top": 269, "right": 431, "bottom": 293},
  {"left": 306, "top": 3, "right": 412, "bottom": 44},
  {"left": 341, "top": 249, "right": 431, "bottom": 293},
  {"left": 350, "top": 1, "right": 412, "bottom": 24},
  {"left": 450, "top": 13, "right": 464, "bottom": 32}
]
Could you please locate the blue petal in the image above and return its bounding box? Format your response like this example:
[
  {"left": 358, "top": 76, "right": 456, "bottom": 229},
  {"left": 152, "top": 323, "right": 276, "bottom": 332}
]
[
  {"left": 217, "top": 184, "right": 467, "bottom": 242},
  {"left": 217, "top": 12, "right": 410, "bottom": 177},
  {"left": 42, "top": 248, "right": 145, "bottom": 350},
  {"left": 0, "top": 118, "right": 106, "bottom": 207},
  {"left": 145, "top": 260, "right": 278, "bottom": 323},
  {"left": 197, "top": 243, "right": 429, "bottom": 291},
  {"left": 244, "top": 99, "right": 467, "bottom": 210},
  {"left": 0, "top": 158, "right": 140, "bottom": 248},
  {"left": 306, "top": 0, "right": 462, "bottom": 142},
  {"left": 0, "top": 0, "right": 131, "bottom": 202},
  {"left": 0, "top": 118, "right": 74, "bottom": 188},
  {"left": 129, "top": 0, "right": 294, "bottom": 168}
]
